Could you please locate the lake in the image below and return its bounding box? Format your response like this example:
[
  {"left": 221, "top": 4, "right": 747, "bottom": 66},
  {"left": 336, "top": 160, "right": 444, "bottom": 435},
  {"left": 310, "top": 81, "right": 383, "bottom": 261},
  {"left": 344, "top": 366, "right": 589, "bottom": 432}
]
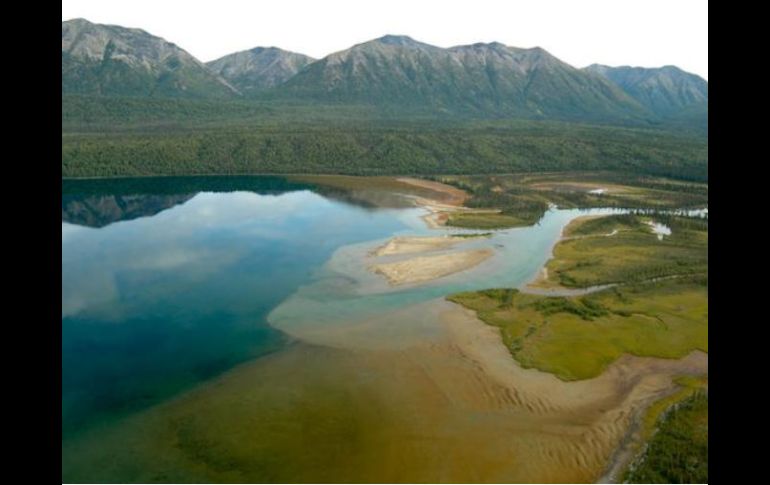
[{"left": 62, "top": 176, "right": 658, "bottom": 482}]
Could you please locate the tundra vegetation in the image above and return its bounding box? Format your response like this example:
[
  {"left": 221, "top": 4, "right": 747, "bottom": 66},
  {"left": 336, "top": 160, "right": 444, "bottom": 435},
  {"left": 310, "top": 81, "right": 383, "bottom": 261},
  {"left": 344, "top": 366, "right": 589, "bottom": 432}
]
[{"left": 448, "top": 211, "right": 707, "bottom": 482}]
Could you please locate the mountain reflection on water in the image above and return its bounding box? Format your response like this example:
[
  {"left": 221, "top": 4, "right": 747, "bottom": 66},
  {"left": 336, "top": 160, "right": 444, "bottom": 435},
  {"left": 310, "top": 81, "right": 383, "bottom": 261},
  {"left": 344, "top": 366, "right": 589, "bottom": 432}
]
[
  {"left": 61, "top": 176, "right": 415, "bottom": 436},
  {"left": 62, "top": 176, "right": 319, "bottom": 227}
]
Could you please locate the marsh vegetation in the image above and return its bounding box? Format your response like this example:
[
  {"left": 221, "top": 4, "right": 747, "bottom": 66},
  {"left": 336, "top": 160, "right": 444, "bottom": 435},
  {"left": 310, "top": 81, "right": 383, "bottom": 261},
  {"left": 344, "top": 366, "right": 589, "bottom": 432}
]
[
  {"left": 624, "top": 390, "right": 708, "bottom": 483},
  {"left": 433, "top": 172, "right": 707, "bottom": 229}
]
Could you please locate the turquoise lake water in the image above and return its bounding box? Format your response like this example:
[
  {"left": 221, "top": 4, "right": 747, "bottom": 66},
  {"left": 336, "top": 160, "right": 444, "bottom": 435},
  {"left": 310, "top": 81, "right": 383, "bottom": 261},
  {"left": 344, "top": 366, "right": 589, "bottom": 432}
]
[{"left": 62, "top": 176, "right": 629, "bottom": 439}]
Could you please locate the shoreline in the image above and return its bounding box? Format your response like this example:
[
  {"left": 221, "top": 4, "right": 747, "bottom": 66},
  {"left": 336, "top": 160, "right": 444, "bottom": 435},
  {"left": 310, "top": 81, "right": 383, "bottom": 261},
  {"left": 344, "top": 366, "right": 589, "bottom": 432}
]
[{"left": 521, "top": 213, "right": 615, "bottom": 294}]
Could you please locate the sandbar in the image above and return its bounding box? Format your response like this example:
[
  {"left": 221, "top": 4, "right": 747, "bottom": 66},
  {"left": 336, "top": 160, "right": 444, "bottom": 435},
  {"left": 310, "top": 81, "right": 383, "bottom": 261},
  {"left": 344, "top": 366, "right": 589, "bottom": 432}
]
[
  {"left": 371, "top": 234, "right": 487, "bottom": 257},
  {"left": 370, "top": 248, "right": 493, "bottom": 285}
]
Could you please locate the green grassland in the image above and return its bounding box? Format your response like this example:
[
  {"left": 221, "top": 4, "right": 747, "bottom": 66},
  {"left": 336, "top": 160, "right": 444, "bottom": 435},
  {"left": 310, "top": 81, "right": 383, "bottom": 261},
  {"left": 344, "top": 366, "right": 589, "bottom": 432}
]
[
  {"left": 564, "top": 213, "right": 645, "bottom": 237},
  {"left": 545, "top": 214, "right": 708, "bottom": 288},
  {"left": 447, "top": 211, "right": 707, "bottom": 380},
  {"left": 448, "top": 210, "right": 708, "bottom": 479},
  {"left": 448, "top": 278, "right": 707, "bottom": 381},
  {"left": 445, "top": 212, "right": 532, "bottom": 229}
]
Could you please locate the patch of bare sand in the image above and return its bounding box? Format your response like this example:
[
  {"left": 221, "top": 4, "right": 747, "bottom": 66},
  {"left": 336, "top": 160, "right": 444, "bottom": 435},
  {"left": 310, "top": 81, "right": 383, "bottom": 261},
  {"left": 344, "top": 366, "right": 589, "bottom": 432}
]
[
  {"left": 441, "top": 300, "right": 707, "bottom": 481},
  {"left": 269, "top": 298, "right": 706, "bottom": 482},
  {"left": 396, "top": 177, "right": 468, "bottom": 206},
  {"left": 393, "top": 178, "right": 507, "bottom": 231},
  {"left": 371, "top": 234, "right": 487, "bottom": 257},
  {"left": 421, "top": 210, "right": 446, "bottom": 229},
  {"left": 370, "top": 248, "right": 494, "bottom": 286},
  {"left": 395, "top": 178, "right": 494, "bottom": 229},
  {"left": 63, "top": 298, "right": 707, "bottom": 483}
]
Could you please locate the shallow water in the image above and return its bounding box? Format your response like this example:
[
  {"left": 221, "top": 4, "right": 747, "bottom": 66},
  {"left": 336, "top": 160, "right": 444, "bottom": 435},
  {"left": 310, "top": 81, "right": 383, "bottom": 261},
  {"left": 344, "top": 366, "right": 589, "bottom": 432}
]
[
  {"left": 62, "top": 178, "right": 411, "bottom": 436},
  {"left": 62, "top": 177, "right": 700, "bottom": 482}
]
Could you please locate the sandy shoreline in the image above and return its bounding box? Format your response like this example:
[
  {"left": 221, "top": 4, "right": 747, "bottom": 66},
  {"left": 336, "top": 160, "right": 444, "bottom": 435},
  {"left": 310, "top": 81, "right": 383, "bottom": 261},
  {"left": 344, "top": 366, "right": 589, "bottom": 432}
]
[
  {"left": 396, "top": 177, "right": 468, "bottom": 206},
  {"left": 522, "top": 214, "right": 608, "bottom": 293},
  {"left": 396, "top": 177, "right": 504, "bottom": 230},
  {"left": 370, "top": 248, "right": 494, "bottom": 286}
]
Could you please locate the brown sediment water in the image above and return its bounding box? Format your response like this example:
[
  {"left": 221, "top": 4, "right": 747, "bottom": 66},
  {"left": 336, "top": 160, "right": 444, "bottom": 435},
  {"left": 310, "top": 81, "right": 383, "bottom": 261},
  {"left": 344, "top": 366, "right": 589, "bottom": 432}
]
[{"left": 62, "top": 297, "right": 707, "bottom": 483}]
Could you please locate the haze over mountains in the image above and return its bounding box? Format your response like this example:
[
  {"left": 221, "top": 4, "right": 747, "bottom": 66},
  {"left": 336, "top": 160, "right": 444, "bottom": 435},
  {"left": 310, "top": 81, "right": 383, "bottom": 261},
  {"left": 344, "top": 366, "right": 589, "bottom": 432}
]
[{"left": 62, "top": 18, "right": 707, "bottom": 128}]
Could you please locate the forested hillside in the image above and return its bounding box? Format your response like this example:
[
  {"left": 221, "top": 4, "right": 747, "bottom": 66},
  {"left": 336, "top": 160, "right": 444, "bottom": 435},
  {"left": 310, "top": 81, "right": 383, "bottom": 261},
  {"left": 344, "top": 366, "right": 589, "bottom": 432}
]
[{"left": 61, "top": 19, "right": 708, "bottom": 180}]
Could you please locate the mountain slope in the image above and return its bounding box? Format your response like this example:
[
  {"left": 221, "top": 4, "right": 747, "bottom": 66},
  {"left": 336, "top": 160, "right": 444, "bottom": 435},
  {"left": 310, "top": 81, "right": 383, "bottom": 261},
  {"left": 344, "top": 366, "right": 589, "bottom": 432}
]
[
  {"left": 584, "top": 64, "right": 708, "bottom": 117},
  {"left": 207, "top": 47, "right": 315, "bottom": 94},
  {"left": 276, "top": 36, "right": 649, "bottom": 122},
  {"left": 62, "top": 18, "right": 238, "bottom": 98},
  {"left": 60, "top": 21, "right": 707, "bottom": 130}
]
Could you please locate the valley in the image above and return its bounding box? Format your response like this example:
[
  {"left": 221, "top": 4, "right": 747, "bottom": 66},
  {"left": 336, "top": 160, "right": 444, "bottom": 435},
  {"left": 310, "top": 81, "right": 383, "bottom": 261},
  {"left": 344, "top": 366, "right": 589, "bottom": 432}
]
[{"left": 61, "top": 13, "right": 707, "bottom": 484}]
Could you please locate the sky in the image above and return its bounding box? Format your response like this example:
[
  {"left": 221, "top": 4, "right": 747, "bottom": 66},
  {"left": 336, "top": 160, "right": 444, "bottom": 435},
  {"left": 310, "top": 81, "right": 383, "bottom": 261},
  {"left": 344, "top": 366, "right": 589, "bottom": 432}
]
[{"left": 62, "top": 0, "right": 708, "bottom": 80}]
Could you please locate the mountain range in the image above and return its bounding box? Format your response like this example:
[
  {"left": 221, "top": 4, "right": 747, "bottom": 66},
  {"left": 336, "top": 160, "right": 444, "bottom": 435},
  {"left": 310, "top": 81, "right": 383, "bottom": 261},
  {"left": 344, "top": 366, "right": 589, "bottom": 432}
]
[
  {"left": 62, "top": 18, "right": 707, "bottom": 126},
  {"left": 62, "top": 18, "right": 237, "bottom": 98}
]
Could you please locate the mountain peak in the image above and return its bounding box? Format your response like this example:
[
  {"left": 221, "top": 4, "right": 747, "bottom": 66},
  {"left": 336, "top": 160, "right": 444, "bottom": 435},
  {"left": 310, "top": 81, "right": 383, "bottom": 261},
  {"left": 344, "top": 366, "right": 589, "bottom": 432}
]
[
  {"left": 281, "top": 33, "right": 647, "bottom": 122},
  {"left": 249, "top": 46, "right": 277, "bottom": 54},
  {"left": 63, "top": 17, "right": 92, "bottom": 25},
  {"left": 524, "top": 46, "right": 556, "bottom": 58},
  {"left": 207, "top": 46, "right": 315, "bottom": 93},
  {"left": 374, "top": 34, "right": 420, "bottom": 46},
  {"left": 449, "top": 42, "right": 555, "bottom": 59},
  {"left": 585, "top": 64, "right": 708, "bottom": 116},
  {"left": 62, "top": 19, "right": 238, "bottom": 98},
  {"left": 454, "top": 41, "right": 508, "bottom": 50}
]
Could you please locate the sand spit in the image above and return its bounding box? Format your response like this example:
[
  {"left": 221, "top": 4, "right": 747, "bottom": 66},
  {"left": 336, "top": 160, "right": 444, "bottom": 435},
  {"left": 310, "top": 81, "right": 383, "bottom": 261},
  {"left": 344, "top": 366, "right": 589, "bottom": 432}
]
[
  {"left": 370, "top": 248, "right": 494, "bottom": 286},
  {"left": 396, "top": 177, "right": 468, "bottom": 206},
  {"left": 525, "top": 266, "right": 561, "bottom": 291},
  {"left": 394, "top": 177, "right": 500, "bottom": 230},
  {"left": 371, "top": 234, "right": 487, "bottom": 257}
]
